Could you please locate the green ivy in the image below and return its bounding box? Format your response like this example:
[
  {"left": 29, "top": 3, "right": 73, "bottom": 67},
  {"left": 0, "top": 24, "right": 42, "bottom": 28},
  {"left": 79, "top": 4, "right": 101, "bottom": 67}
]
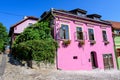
[{"left": 12, "top": 21, "right": 58, "bottom": 64}]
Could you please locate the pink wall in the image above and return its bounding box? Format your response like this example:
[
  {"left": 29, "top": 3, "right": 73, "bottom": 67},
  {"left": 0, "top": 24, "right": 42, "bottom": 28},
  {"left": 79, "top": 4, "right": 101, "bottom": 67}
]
[
  {"left": 55, "top": 17, "right": 117, "bottom": 70},
  {"left": 14, "top": 19, "right": 37, "bottom": 34},
  {"left": 11, "top": 19, "right": 37, "bottom": 43}
]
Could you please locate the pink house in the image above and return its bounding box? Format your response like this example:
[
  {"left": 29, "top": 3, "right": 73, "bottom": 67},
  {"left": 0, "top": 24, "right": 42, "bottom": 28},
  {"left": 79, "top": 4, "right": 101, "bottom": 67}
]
[
  {"left": 41, "top": 8, "right": 117, "bottom": 70},
  {"left": 9, "top": 16, "right": 38, "bottom": 47}
]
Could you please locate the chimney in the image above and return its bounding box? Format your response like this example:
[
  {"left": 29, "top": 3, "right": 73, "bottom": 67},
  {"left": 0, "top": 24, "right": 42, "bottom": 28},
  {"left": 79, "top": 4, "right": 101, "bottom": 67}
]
[{"left": 24, "top": 16, "right": 28, "bottom": 19}]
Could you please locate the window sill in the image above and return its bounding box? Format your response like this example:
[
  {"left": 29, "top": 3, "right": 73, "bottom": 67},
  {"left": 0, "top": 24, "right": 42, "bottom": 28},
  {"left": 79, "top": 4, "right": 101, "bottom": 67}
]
[
  {"left": 62, "top": 39, "right": 71, "bottom": 47},
  {"left": 78, "top": 40, "right": 85, "bottom": 46},
  {"left": 58, "top": 39, "right": 70, "bottom": 41},
  {"left": 89, "top": 40, "right": 96, "bottom": 45},
  {"left": 103, "top": 41, "right": 109, "bottom": 45},
  {"left": 76, "top": 39, "right": 84, "bottom": 41}
]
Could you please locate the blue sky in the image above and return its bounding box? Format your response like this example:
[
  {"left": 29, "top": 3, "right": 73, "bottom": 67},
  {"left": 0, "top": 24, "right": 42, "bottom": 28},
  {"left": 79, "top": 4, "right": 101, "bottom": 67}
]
[{"left": 0, "top": 0, "right": 120, "bottom": 32}]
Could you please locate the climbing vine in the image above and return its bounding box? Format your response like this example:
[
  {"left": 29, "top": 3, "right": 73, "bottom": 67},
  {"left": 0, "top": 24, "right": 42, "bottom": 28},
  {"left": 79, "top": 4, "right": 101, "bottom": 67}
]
[{"left": 12, "top": 21, "right": 58, "bottom": 64}]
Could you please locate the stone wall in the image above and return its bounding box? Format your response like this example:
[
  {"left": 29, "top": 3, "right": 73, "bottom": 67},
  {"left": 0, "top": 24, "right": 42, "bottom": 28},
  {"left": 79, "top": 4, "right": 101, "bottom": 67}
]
[{"left": 32, "top": 61, "right": 56, "bottom": 70}]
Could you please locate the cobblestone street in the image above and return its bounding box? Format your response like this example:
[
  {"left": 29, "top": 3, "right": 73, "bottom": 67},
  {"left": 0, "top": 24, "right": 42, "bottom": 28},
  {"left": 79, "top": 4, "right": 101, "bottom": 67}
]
[{"left": 0, "top": 54, "right": 120, "bottom": 80}]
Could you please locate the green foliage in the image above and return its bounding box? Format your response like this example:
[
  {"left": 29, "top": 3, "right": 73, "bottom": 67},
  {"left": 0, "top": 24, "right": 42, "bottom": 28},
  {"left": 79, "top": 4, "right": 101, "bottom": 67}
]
[
  {"left": 12, "top": 21, "right": 58, "bottom": 64},
  {"left": 13, "top": 40, "right": 57, "bottom": 63},
  {"left": 15, "top": 21, "right": 52, "bottom": 44},
  {"left": 15, "top": 27, "right": 40, "bottom": 44},
  {"left": 32, "top": 21, "right": 52, "bottom": 40},
  {"left": 0, "top": 23, "right": 8, "bottom": 51},
  {"left": 13, "top": 42, "right": 31, "bottom": 60},
  {"left": 31, "top": 39, "right": 57, "bottom": 63}
]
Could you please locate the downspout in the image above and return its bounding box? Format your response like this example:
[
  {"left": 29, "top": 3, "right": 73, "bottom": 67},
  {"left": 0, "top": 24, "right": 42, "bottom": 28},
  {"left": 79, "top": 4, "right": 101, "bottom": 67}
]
[
  {"left": 50, "top": 8, "right": 59, "bottom": 70},
  {"left": 112, "top": 28, "right": 118, "bottom": 69}
]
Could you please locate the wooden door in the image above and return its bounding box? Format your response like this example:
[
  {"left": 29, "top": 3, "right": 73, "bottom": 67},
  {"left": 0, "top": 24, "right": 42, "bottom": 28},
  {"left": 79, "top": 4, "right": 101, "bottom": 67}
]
[
  {"left": 117, "top": 49, "right": 120, "bottom": 57},
  {"left": 91, "top": 52, "right": 98, "bottom": 69},
  {"left": 103, "top": 54, "right": 114, "bottom": 69}
]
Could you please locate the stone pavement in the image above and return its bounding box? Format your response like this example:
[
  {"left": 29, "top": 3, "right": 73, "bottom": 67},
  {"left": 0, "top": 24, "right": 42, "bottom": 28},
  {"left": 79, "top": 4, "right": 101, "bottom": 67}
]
[
  {"left": 0, "top": 54, "right": 120, "bottom": 80},
  {"left": 2, "top": 63, "right": 120, "bottom": 80}
]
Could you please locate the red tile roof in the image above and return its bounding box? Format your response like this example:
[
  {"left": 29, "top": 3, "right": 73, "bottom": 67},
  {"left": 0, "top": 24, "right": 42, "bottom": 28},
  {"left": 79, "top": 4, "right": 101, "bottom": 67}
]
[{"left": 109, "top": 21, "right": 120, "bottom": 29}]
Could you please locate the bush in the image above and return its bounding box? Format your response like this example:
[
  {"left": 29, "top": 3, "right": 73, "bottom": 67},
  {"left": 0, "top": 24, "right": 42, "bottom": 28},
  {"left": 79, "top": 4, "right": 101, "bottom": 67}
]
[
  {"left": 13, "top": 39, "right": 57, "bottom": 64},
  {"left": 12, "top": 21, "right": 58, "bottom": 64}
]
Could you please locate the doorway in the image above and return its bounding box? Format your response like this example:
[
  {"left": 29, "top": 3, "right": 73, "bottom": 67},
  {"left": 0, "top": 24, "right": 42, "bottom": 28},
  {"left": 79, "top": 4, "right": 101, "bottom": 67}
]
[
  {"left": 116, "top": 49, "right": 120, "bottom": 57},
  {"left": 103, "top": 54, "right": 114, "bottom": 69},
  {"left": 91, "top": 51, "right": 98, "bottom": 69},
  {"left": 116, "top": 49, "right": 120, "bottom": 69}
]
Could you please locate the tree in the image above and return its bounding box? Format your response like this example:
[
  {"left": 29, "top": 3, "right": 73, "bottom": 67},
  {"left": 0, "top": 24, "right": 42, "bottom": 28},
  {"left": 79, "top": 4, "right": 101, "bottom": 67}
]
[
  {"left": 0, "top": 23, "right": 8, "bottom": 51},
  {"left": 12, "top": 21, "right": 58, "bottom": 66}
]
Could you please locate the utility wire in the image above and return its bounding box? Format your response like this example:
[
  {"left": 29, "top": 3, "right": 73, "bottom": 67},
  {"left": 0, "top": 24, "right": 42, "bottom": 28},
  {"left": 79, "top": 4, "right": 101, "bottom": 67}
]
[{"left": 0, "top": 11, "right": 25, "bottom": 17}]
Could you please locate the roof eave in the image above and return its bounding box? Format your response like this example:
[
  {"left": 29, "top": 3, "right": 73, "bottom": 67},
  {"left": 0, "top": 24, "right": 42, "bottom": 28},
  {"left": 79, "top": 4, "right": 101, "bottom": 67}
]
[{"left": 52, "top": 9, "right": 111, "bottom": 25}]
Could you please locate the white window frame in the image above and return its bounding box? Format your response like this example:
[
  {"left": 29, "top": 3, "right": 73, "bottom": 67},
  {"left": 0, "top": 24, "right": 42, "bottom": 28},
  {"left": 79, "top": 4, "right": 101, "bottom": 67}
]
[
  {"left": 88, "top": 28, "right": 95, "bottom": 41},
  {"left": 76, "top": 26, "right": 84, "bottom": 40},
  {"left": 59, "top": 22, "right": 71, "bottom": 40},
  {"left": 102, "top": 30, "right": 108, "bottom": 41}
]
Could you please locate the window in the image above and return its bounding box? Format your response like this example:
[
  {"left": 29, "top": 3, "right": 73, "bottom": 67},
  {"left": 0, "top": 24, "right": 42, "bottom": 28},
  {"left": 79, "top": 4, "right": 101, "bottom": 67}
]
[
  {"left": 77, "top": 12, "right": 85, "bottom": 17},
  {"left": 93, "top": 17, "right": 100, "bottom": 21},
  {"left": 115, "top": 30, "right": 120, "bottom": 35},
  {"left": 73, "top": 56, "right": 78, "bottom": 59},
  {"left": 117, "top": 49, "right": 120, "bottom": 57},
  {"left": 102, "top": 30, "right": 108, "bottom": 41},
  {"left": 76, "top": 27, "right": 83, "bottom": 40},
  {"left": 88, "top": 29, "right": 95, "bottom": 40},
  {"left": 60, "top": 24, "right": 69, "bottom": 39},
  {"left": 103, "top": 54, "right": 114, "bottom": 69},
  {"left": 28, "top": 23, "right": 33, "bottom": 26}
]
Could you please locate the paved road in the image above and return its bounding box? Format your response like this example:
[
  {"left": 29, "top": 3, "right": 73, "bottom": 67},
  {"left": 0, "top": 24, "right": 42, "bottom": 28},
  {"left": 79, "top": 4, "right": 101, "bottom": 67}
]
[{"left": 0, "top": 54, "right": 7, "bottom": 76}]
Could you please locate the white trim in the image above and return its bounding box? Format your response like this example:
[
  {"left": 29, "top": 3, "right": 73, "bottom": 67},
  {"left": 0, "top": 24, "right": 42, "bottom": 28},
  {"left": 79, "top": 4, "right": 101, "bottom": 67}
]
[
  {"left": 55, "top": 14, "right": 110, "bottom": 27},
  {"left": 74, "top": 21, "right": 84, "bottom": 25},
  {"left": 59, "top": 22, "right": 71, "bottom": 40},
  {"left": 100, "top": 26, "right": 107, "bottom": 29},
  {"left": 59, "top": 19, "right": 70, "bottom": 23},
  {"left": 76, "top": 25, "right": 84, "bottom": 31},
  {"left": 100, "top": 25, "right": 111, "bottom": 29},
  {"left": 87, "top": 24, "right": 94, "bottom": 28}
]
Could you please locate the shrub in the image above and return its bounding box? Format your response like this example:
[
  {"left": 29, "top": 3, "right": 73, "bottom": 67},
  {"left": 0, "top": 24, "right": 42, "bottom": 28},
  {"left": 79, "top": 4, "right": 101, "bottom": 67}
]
[
  {"left": 13, "top": 39, "right": 57, "bottom": 64},
  {"left": 12, "top": 21, "right": 58, "bottom": 64}
]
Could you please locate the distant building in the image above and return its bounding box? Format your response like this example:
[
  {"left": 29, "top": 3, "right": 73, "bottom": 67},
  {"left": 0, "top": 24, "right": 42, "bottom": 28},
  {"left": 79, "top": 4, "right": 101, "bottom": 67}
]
[
  {"left": 41, "top": 8, "right": 117, "bottom": 70},
  {"left": 9, "top": 16, "right": 39, "bottom": 51},
  {"left": 110, "top": 21, "right": 120, "bottom": 69},
  {"left": 5, "top": 45, "right": 10, "bottom": 54}
]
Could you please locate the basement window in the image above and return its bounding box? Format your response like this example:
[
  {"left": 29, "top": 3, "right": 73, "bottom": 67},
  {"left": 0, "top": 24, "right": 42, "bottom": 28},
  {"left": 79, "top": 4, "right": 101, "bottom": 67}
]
[{"left": 73, "top": 56, "right": 78, "bottom": 59}]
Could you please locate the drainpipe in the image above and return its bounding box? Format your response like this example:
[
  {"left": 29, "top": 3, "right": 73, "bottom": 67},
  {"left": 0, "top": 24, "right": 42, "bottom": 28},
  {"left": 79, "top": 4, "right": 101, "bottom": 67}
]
[
  {"left": 50, "top": 8, "right": 59, "bottom": 70},
  {"left": 113, "top": 31, "right": 119, "bottom": 69}
]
